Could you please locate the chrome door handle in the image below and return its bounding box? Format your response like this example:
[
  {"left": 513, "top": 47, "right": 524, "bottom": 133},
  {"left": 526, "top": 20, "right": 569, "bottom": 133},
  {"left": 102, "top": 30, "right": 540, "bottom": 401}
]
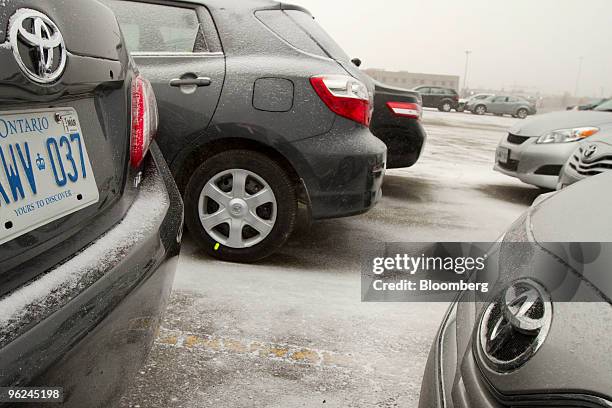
[{"left": 169, "top": 77, "right": 212, "bottom": 87}]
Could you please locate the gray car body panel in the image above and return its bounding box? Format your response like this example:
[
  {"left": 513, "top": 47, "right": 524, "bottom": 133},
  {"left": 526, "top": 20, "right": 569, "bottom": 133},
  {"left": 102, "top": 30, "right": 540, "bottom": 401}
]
[{"left": 510, "top": 110, "right": 612, "bottom": 137}]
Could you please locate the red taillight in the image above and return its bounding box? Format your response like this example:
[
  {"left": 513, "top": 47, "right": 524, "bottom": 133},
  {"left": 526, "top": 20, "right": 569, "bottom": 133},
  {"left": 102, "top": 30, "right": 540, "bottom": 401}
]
[
  {"left": 310, "top": 75, "right": 372, "bottom": 127},
  {"left": 130, "top": 75, "right": 158, "bottom": 168},
  {"left": 387, "top": 101, "right": 422, "bottom": 120}
]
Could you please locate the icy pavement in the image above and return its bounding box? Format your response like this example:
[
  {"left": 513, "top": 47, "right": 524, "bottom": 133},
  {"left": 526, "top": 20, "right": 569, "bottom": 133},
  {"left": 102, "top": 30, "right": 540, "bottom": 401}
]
[{"left": 120, "top": 111, "right": 542, "bottom": 408}]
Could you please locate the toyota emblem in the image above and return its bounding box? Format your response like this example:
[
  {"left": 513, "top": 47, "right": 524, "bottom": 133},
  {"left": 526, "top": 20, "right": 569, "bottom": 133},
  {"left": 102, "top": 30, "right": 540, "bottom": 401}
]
[{"left": 9, "top": 9, "right": 67, "bottom": 84}]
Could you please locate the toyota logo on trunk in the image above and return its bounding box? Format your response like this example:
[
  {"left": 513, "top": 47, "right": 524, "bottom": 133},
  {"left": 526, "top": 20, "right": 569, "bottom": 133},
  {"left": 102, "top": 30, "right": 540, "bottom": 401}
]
[
  {"left": 9, "top": 9, "right": 67, "bottom": 84},
  {"left": 477, "top": 279, "right": 552, "bottom": 372}
]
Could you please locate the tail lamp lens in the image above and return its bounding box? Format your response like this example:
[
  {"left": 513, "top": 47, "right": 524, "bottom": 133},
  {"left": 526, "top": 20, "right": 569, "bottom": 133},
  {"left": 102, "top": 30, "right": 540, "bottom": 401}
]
[
  {"left": 310, "top": 75, "right": 372, "bottom": 127},
  {"left": 387, "top": 101, "right": 422, "bottom": 120},
  {"left": 130, "top": 75, "right": 158, "bottom": 168}
]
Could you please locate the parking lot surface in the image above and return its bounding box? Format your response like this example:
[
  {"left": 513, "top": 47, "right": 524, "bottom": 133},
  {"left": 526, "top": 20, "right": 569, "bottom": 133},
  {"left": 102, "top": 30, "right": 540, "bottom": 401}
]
[{"left": 120, "top": 110, "right": 542, "bottom": 408}]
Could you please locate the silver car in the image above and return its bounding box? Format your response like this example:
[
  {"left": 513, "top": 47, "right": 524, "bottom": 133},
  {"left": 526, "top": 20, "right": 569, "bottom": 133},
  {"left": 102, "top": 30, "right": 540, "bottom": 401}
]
[
  {"left": 494, "top": 110, "right": 612, "bottom": 189},
  {"left": 467, "top": 95, "right": 537, "bottom": 118},
  {"left": 455, "top": 93, "right": 493, "bottom": 113}
]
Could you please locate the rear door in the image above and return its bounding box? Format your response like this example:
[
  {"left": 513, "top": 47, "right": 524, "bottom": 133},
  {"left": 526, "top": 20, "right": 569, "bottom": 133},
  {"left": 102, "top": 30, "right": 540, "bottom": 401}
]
[
  {"left": 506, "top": 96, "right": 521, "bottom": 114},
  {"left": 105, "top": 0, "right": 225, "bottom": 166},
  {"left": 417, "top": 87, "right": 433, "bottom": 107},
  {"left": 488, "top": 96, "right": 508, "bottom": 114}
]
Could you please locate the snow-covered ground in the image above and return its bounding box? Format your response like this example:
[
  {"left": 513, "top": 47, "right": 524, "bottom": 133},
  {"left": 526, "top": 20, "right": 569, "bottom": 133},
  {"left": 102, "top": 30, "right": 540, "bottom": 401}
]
[{"left": 121, "top": 112, "right": 541, "bottom": 408}]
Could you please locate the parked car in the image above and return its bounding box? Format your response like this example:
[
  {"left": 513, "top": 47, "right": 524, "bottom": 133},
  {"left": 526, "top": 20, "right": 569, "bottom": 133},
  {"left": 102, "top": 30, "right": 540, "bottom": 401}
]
[
  {"left": 494, "top": 110, "right": 612, "bottom": 189},
  {"left": 0, "top": 2, "right": 183, "bottom": 408},
  {"left": 567, "top": 97, "right": 610, "bottom": 111},
  {"left": 419, "top": 170, "right": 612, "bottom": 408},
  {"left": 370, "top": 81, "right": 427, "bottom": 168},
  {"left": 455, "top": 93, "right": 494, "bottom": 113},
  {"left": 413, "top": 86, "right": 459, "bottom": 112},
  {"left": 467, "top": 95, "right": 537, "bottom": 118},
  {"left": 106, "top": 0, "right": 387, "bottom": 263}
]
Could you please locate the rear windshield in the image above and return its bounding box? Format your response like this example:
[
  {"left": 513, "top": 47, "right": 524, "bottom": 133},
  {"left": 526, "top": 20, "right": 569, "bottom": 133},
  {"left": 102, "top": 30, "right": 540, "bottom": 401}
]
[{"left": 256, "top": 10, "right": 350, "bottom": 62}]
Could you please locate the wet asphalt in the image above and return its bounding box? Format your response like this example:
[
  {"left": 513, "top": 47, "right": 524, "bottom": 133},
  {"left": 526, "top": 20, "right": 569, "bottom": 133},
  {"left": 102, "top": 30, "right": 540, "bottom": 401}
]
[{"left": 120, "top": 110, "right": 542, "bottom": 408}]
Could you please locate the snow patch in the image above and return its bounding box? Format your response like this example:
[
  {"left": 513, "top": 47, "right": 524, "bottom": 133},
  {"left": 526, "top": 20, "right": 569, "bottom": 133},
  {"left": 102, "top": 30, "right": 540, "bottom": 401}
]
[{"left": 0, "top": 166, "right": 169, "bottom": 344}]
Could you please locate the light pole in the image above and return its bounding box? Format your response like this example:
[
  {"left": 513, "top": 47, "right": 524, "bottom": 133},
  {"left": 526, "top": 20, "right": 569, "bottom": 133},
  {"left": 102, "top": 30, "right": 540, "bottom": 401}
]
[
  {"left": 463, "top": 50, "right": 472, "bottom": 95},
  {"left": 574, "top": 56, "right": 583, "bottom": 97}
]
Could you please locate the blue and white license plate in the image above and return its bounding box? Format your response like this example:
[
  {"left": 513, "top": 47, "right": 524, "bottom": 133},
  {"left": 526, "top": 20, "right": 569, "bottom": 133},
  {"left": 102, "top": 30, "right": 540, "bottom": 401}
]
[{"left": 0, "top": 108, "right": 99, "bottom": 245}]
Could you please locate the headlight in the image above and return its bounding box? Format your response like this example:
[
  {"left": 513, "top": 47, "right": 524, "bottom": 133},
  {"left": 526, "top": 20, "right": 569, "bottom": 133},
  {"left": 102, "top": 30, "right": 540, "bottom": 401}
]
[{"left": 536, "top": 127, "right": 599, "bottom": 144}]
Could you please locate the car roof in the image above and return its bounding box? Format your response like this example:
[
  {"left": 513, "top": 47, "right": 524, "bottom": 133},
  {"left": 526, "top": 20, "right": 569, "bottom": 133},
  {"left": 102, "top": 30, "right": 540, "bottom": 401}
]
[{"left": 161, "top": 0, "right": 308, "bottom": 13}]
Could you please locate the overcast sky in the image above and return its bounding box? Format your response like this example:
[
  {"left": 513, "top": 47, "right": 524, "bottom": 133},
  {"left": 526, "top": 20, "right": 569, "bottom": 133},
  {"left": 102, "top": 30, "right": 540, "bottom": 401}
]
[{"left": 294, "top": 0, "right": 612, "bottom": 97}]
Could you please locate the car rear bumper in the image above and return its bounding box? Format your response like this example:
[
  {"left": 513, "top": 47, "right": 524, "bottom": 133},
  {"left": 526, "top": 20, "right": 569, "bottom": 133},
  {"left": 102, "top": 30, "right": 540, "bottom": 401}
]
[
  {"left": 494, "top": 138, "right": 578, "bottom": 189},
  {"left": 371, "top": 120, "right": 427, "bottom": 169},
  {"left": 288, "top": 120, "right": 387, "bottom": 220},
  {"left": 0, "top": 143, "right": 183, "bottom": 408}
]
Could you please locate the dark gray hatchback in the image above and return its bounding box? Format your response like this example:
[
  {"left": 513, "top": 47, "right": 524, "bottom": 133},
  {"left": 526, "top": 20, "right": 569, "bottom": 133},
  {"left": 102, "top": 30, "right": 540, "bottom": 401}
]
[
  {"left": 106, "top": 0, "right": 387, "bottom": 263},
  {"left": 0, "top": 1, "right": 182, "bottom": 406}
]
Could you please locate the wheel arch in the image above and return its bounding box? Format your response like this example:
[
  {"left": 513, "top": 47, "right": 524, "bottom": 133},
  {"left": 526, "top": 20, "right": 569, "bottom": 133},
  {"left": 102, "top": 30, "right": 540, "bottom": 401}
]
[{"left": 172, "top": 137, "right": 308, "bottom": 205}]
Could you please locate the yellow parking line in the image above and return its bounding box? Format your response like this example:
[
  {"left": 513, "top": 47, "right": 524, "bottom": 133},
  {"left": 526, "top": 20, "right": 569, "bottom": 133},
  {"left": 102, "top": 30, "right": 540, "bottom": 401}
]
[{"left": 155, "top": 328, "right": 354, "bottom": 369}]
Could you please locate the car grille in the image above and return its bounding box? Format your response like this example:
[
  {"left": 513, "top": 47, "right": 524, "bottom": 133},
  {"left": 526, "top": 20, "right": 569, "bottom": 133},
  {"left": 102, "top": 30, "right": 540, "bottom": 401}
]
[
  {"left": 568, "top": 147, "right": 612, "bottom": 177},
  {"left": 498, "top": 158, "right": 519, "bottom": 172},
  {"left": 507, "top": 133, "right": 530, "bottom": 145},
  {"left": 534, "top": 165, "right": 562, "bottom": 176}
]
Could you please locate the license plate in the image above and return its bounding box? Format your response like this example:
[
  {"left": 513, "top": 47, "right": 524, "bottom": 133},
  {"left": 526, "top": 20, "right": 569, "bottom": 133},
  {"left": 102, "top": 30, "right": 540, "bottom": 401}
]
[
  {"left": 496, "top": 147, "right": 510, "bottom": 164},
  {"left": 0, "top": 108, "right": 99, "bottom": 245}
]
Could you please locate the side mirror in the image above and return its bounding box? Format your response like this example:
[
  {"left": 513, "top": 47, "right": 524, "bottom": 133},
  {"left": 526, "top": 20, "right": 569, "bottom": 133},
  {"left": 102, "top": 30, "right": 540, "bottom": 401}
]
[{"left": 351, "top": 58, "right": 362, "bottom": 67}]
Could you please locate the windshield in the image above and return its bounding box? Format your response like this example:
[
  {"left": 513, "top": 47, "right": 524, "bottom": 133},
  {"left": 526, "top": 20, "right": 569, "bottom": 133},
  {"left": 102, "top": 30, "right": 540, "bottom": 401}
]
[{"left": 594, "top": 99, "right": 612, "bottom": 112}]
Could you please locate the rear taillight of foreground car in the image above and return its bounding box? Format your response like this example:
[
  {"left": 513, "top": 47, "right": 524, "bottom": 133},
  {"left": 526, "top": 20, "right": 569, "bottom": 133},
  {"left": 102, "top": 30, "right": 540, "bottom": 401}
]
[
  {"left": 310, "top": 75, "right": 372, "bottom": 126},
  {"left": 386, "top": 101, "right": 422, "bottom": 120},
  {"left": 131, "top": 75, "right": 159, "bottom": 168}
]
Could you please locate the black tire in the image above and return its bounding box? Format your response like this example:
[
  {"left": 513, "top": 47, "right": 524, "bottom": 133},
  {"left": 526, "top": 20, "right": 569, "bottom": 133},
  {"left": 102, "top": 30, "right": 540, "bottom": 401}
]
[
  {"left": 184, "top": 150, "right": 297, "bottom": 263},
  {"left": 438, "top": 101, "right": 453, "bottom": 112},
  {"left": 474, "top": 105, "right": 487, "bottom": 115},
  {"left": 517, "top": 108, "right": 528, "bottom": 119}
]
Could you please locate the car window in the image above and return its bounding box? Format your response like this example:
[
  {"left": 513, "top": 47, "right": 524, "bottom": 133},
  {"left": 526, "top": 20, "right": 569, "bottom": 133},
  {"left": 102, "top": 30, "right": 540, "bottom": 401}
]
[
  {"left": 417, "top": 87, "right": 431, "bottom": 93},
  {"left": 492, "top": 96, "right": 507, "bottom": 103},
  {"left": 104, "top": 1, "right": 205, "bottom": 53},
  {"left": 507, "top": 97, "right": 519, "bottom": 103},
  {"left": 474, "top": 94, "right": 489, "bottom": 100},
  {"left": 595, "top": 99, "right": 612, "bottom": 111},
  {"left": 256, "top": 10, "right": 351, "bottom": 62}
]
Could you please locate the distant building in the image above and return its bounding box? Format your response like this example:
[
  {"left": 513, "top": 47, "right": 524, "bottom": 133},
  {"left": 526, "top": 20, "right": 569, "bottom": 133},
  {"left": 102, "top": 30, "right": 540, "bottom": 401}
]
[{"left": 363, "top": 69, "right": 460, "bottom": 91}]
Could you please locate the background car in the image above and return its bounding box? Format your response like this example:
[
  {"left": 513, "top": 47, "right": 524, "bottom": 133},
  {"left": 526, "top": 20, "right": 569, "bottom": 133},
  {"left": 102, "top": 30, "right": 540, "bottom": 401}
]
[
  {"left": 468, "top": 95, "right": 537, "bottom": 118},
  {"left": 413, "top": 86, "right": 459, "bottom": 112},
  {"left": 567, "top": 97, "right": 610, "bottom": 111},
  {"left": 455, "top": 93, "right": 493, "bottom": 112},
  {"left": 0, "top": 2, "right": 182, "bottom": 407},
  {"left": 106, "top": 0, "right": 387, "bottom": 263},
  {"left": 419, "top": 170, "right": 612, "bottom": 408},
  {"left": 370, "top": 81, "right": 427, "bottom": 168},
  {"left": 494, "top": 110, "right": 612, "bottom": 189}
]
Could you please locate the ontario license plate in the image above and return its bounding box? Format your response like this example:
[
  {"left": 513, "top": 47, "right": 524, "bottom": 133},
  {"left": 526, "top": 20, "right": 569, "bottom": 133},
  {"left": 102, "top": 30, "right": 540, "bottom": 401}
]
[
  {"left": 0, "top": 108, "right": 99, "bottom": 245},
  {"left": 496, "top": 147, "right": 510, "bottom": 164}
]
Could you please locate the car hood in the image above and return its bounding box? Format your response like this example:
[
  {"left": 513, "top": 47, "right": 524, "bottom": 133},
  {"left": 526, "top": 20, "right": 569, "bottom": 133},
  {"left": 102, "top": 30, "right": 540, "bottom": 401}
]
[
  {"left": 529, "top": 171, "right": 612, "bottom": 300},
  {"left": 510, "top": 110, "right": 612, "bottom": 137},
  {"left": 468, "top": 177, "right": 612, "bottom": 403}
]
